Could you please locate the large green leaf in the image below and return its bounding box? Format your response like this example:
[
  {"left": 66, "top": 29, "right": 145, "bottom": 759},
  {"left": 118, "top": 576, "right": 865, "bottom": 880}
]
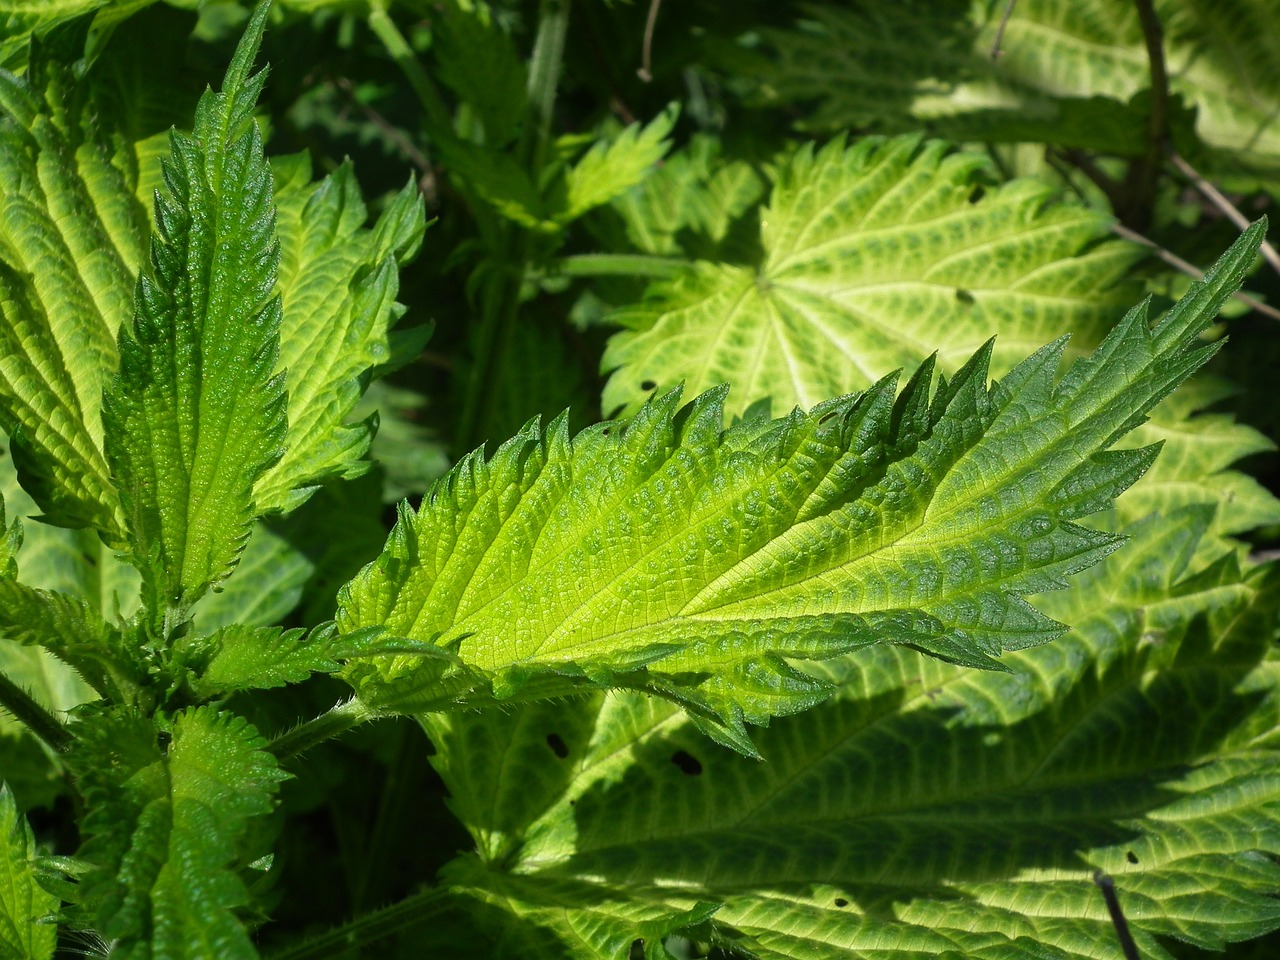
[
  {"left": 602, "top": 136, "right": 1142, "bottom": 421},
  {"left": 102, "top": 2, "right": 286, "bottom": 618},
  {"left": 70, "top": 705, "right": 287, "bottom": 960},
  {"left": 253, "top": 154, "right": 425, "bottom": 513},
  {"left": 338, "top": 225, "right": 1261, "bottom": 753},
  {"left": 425, "top": 510, "right": 1280, "bottom": 960},
  {"left": 755, "top": 0, "right": 1280, "bottom": 173},
  {"left": 0, "top": 42, "right": 146, "bottom": 538},
  {"left": 0, "top": 783, "right": 56, "bottom": 960}
]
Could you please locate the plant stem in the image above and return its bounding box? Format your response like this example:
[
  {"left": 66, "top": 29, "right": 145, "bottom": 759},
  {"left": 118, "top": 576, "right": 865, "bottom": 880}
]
[
  {"left": 454, "top": 0, "right": 571, "bottom": 456},
  {"left": 1124, "top": 0, "right": 1169, "bottom": 229},
  {"left": 264, "top": 885, "right": 457, "bottom": 960},
  {"left": 1169, "top": 153, "right": 1280, "bottom": 279},
  {"left": 269, "top": 698, "right": 374, "bottom": 762},
  {"left": 552, "top": 253, "right": 686, "bottom": 280},
  {"left": 367, "top": 3, "right": 452, "bottom": 130},
  {"left": 0, "top": 669, "right": 72, "bottom": 753}
]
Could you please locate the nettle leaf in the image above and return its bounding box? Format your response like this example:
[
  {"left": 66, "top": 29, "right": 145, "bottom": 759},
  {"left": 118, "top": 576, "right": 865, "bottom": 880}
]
[
  {"left": 756, "top": 0, "right": 1280, "bottom": 172},
  {"left": 602, "top": 136, "right": 1143, "bottom": 421},
  {"left": 427, "top": 513, "right": 1280, "bottom": 960},
  {"left": 0, "top": 45, "right": 147, "bottom": 538},
  {"left": 102, "top": 2, "right": 286, "bottom": 616},
  {"left": 254, "top": 156, "right": 426, "bottom": 513},
  {"left": 337, "top": 224, "right": 1262, "bottom": 753},
  {"left": 188, "top": 622, "right": 403, "bottom": 698},
  {"left": 70, "top": 705, "right": 286, "bottom": 960},
  {"left": 553, "top": 106, "right": 678, "bottom": 224},
  {"left": 0, "top": 783, "right": 56, "bottom": 960}
]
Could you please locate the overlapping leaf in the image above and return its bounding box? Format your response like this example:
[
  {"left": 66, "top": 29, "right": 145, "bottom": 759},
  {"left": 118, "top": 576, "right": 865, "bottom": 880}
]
[
  {"left": 338, "top": 225, "right": 1261, "bottom": 752},
  {"left": 253, "top": 155, "right": 425, "bottom": 513},
  {"left": 425, "top": 509, "right": 1280, "bottom": 960},
  {"left": 102, "top": 2, "right": 286, "bottom": 617},
  {"left": 70, "top": 705, "right": 286, "bottom": 960},
  {"left": 0, "top": 43, "right": 146, "bottom": 538},
  {"left": 0, "top": 783, "right": 56, "bottom": 960},
  {"left": 755, "top": 0, "right": 1280, "bottom": 173},
  {"left": 602, "top": 136, "right": 1143, "bottom": 421}
]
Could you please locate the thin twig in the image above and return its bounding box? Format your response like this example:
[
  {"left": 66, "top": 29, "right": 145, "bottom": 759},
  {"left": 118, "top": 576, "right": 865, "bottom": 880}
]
[
  {"left": 989, "top": 0, "right": 1018, "bottom": 60},
  {"left": 1169, "top": 152, "right": 1280, "bottom": 278},
  {"left": 1093, "top": 872, "right": 1141, "bottom": 960},
  {"left": 331, "top": 75, "right": 436, "bottom": 204},
  {"left": 1110, "top": 221, "right": 1280, "bottom": 321},
  {"left": 638, "top": 0, "right": 664, "bottom": 81}
]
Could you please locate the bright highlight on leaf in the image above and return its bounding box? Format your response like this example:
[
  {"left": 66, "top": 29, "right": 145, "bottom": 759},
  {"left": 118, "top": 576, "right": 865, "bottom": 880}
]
[
  {"left": 427, "top": 510, "right": 1280, "bottom": 960},
  {"left": 603, "top": 135, "right": 1143, "bottom": 421},
  {"left": 339, "top": 222, "right": 1264, "bottom": 753},
  {"left": 102, "top": 3, "right": 286, "bottom": 619}
]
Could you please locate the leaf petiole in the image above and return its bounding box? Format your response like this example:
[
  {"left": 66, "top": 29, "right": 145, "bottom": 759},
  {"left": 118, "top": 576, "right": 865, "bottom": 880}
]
[
  {"left": 0, "top": 667, "right": 72, "bottom": 753},
  {"left": 268, "top": 697, "right": 376, "bottom": 762}
]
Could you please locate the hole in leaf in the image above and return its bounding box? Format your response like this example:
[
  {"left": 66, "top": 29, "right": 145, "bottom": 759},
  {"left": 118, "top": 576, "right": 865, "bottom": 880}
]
[
  {"left": 546, "top": 732, "right": 569, "bottom": 758},
  {"left": 1126, "top": 851, "right": 1139, "bottom": 864},
  {"left": 640, "top": 379, "right": 657, "bottom": 391},
  {"left": 954, "top": 288, "right": 975, "bottom": 305},
  {"left": 833, "top": 898, "right": 849, "bottom": 908},
  {"left": 671, "top": 750, "right": 703, "bottom": 776},
  {"left": 968, "top": 184, "right": 985, "bottom": 204},
  {"left": 629, "top": 939, "right": 645, "bottom": 959},
  {"left": 568, "top": 798, "right": 577, "bottom": 806}
]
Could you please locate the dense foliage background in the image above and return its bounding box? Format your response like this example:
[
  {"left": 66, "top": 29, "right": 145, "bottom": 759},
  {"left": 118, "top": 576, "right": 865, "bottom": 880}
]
[{"left": 2, "top": 1, "right": 1280, "bottom": 958}]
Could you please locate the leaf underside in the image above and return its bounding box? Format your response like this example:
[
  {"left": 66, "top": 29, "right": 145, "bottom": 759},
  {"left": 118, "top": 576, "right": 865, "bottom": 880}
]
[{"left": 602, "top": 135, "right": 1143, "bottom": 421}]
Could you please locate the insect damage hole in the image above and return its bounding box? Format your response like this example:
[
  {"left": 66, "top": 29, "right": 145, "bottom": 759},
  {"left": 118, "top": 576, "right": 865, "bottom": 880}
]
[
  {"left": 629, "top": 939, "right": 645, "bottom": 959},
  {"left": 670, "top": 750, "right": 702, "bottom": 776},
  {"left": 546, "top": 732, "right": 569, "bottom": 758},
  {"left": 640, "top": 379, "right": 657, "bottom": 391},
  {"left": 833, "top": 897, "right": 849, "bottom": 908}
]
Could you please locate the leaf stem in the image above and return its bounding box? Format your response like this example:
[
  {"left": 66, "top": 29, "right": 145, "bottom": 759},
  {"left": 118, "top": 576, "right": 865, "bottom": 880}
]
[
  {"left": 454, "top": 0, "right": 571, "bottom": 455},
  {"left": 263, "top": 884, "right": 457, "bottom": 960},
  {"left": 268, "top": 697, "right": 374, "bottom": 762},
  {"left": 550, "top": 253, "right": 686, "bottom": 280},
  {"left": 0, "top": 668, "right": 72, "bottom": 753}
]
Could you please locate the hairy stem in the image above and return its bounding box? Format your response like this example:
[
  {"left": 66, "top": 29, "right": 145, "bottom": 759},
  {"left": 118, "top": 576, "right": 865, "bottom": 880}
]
[
  {"left": 0, "top": 668, "right": 72, "bottom": 753},
  {"left": 454, "top": 0, "right": 571, "bottom": 456},
  {"left": 269, "top": 697, "right": 375, "bottom": 762},
  {"left": 551, "top": 253, "right": 687, "bottom": 280},
  {"left": 264, "top": 884, "right": 457, "bottom": 960}
]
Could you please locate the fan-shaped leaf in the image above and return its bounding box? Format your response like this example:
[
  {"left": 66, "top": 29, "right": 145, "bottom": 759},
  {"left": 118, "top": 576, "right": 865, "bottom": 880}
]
[{"left": 602, "top": 136, "right": 1143, "bottom": 421}]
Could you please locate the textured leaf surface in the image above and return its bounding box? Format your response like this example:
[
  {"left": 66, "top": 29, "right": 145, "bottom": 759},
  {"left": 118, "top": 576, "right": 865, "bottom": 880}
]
[
  {"left": 0, "top": 784, "right": 56, "bottom": 960},
  {"left": 338, "top": 224, "right": 1260, "bottom": 751},
  {"left": 756, "top": 0, "right": 1280, "bottom": 172},
  {"left": 102, "top": 4, "right": 286, "bottom": 615},
  {"left": 0, "top": 47, "right": 146, "bottom": 537},
  {"left": 556, "top": 107, "right": 678, "bottom": 223},
  {"left": 254, "top": 155, "right": 425, "bottom": 513},
  {"left": 71, "top": 705, "right": 286, "bottom": 960},
  {"left": 602, "top": 136, "right": 1142, "bottom": 421},
  {"left": 426, "top": 513, "right": 1280, "bottom": 960}
]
